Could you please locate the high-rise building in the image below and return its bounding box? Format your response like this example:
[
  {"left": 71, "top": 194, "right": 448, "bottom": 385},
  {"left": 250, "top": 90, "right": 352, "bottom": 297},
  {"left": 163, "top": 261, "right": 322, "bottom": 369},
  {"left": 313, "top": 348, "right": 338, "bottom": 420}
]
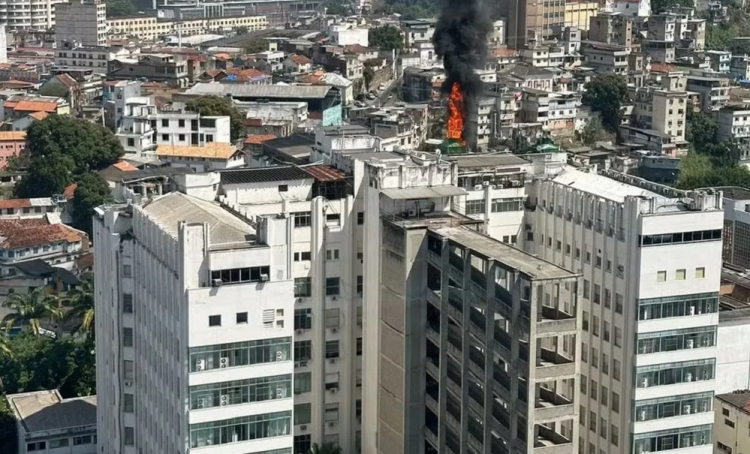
[
  {"left": 525, "top": 169, "right": 722, "bottom": 454},
  {"left": 0, "top": 0, "right": 65, "bottom": 32},
  {"left": 54, "top": 0, "right": 107, "bottom": 47},
  {"left": 506, "top": 0, "right": 568, "bottom": 49},
  {"left": 94, "top": 192, "right": 296, "bottom": 454}
]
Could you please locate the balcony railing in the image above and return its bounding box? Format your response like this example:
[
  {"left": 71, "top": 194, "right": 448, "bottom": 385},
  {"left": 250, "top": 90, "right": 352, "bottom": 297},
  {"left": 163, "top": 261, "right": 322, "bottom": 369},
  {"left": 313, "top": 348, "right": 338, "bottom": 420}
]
[{"left": 535, "top": 348, "right": 575, "bottom": 380}]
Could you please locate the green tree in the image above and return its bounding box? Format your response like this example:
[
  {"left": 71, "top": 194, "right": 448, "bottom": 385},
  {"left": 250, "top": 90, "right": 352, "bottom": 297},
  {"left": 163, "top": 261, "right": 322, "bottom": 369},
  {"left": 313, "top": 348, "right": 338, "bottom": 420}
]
[
  {"left": 0, "top": 332, "right": 11, "bottom": 359},
  {"left": 71, "top": 173, "right": 113, "bottom": 235},
  {"left": 186, "top": 96, "right": 246, "bottom": 142},
  {"left": 63, "top": 274, "right": 95, "bottom": 339},
  {"left": 105, "top": 0, "right": 135, "bottom": 17},
  {"left": 15, "top": 115, "right": 123, "bottom": 198},
  {"left": 580, "top": 117, "right": 614, "bottom": 145},
  {"left": 582, "top": 74, "right": 629, "bottom": 133},
  {"left": 368, "top": 25, "right": 404, "bottom": 51},
  {"left": 686, "top": 109, "right": 718, "bottom": 151},
  {"left": 650, "top": 0, "right": 693, "bottom": 13},
  {"left": 2, "top": 287, "right": 61, "bottom": 335},
  {"left": 0, "top": 399, "right": 17, "bottom": 454},
  {"left": 324, "top": 0, "right": 351, "bottom": 16},
  {"left": 363, "top": 66, "right": 375, "bottom": 90},
  {"left": 243, "top": 38, "right": 269, "bottom": 54},
  {"left": 307, "top": 443, "right": 342, "bottom": 454}
]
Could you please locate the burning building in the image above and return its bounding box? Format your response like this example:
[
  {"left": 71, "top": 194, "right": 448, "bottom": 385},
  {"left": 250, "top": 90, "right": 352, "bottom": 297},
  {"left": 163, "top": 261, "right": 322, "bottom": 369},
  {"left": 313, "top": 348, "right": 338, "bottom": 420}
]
[{"left": 433, "top": 0, "right": 492, "bottom": 151}]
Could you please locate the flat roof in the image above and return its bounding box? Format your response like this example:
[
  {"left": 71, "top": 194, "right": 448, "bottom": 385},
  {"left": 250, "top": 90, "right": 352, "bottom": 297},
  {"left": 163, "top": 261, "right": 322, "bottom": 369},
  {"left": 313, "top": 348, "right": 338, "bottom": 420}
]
[
  {"left": 141, "top": 192, "right": 254, "bottom": 246},
  {"left": 431, "top": 226, "right": 578, "bottom": 281},
  {"left": 706, "top": 186, "right": 750, "bottom": 200},
  {"left": 382, "top": 186, "right": 467, "bottom": 199},
  {"left": 716, "top": 391, "right": 750, "bottom": 415},
  {"left": 220, "top": 166, "right": 312, "bottom": 185},
  {"left": 552, "top": 168, "right": 661, "bottom": 203},
  {"left": 184, "top": 83, "right": 333, "bottom": 100},
  {"left": 7, "top": 390, "right": 96, "bottom": 434},
  {"left": 452, "top": 154, "right": 529, "bottom": 169}
]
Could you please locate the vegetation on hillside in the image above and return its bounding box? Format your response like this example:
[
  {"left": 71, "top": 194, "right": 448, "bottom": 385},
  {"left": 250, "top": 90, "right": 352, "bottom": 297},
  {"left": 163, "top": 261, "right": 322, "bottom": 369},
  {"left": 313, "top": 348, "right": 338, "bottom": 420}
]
[
  {"left": 368, "top": 25, "right": 404, "bottom": 51},
  {"left": 582, "top": 73, "right": 629, "bottom": 133}
]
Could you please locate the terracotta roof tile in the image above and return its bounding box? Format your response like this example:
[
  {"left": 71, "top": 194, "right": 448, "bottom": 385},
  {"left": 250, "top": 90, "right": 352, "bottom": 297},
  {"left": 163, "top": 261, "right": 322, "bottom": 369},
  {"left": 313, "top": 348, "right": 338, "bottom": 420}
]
[
  {"left": 112, "top": 160, "right": 138, "bottom": 171},
  {"left": 302, "top": 165, "right": 346, "bottom": 182},
  {"left": 14, "top": 101, "right": 58, "bottom": 113},
  {"left": 0, "top": 221, "right": 84, "bottom": 249},
  {"left": 62, "top": 183, "right": 77, "bottom": 199},
  {"left": 28, "top": 111, "right": 48, "bottom": 120},
  {"left": 0, "top": 199, "right": 33, "bottom": 209},
  {"left": 244, "top": 134, "right": 276, "bottom": 144},
  {"left": 0, "top": 131, "right": 26, "bottom": 141},
  {"left": 155, "top": 143, "right": 240, "bottom": 160},
  {"left": 289, "top": 54, "right": 312, "bottom": 65}
]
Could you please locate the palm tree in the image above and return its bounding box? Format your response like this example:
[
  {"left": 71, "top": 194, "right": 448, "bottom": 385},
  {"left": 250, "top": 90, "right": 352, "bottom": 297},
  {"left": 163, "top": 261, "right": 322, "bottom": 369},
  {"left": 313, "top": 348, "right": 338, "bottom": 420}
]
[
  {"left": 63, "top": 274, "right": 94, "bottom": 339},
  {"left": 0, "top": 332, "right": 11, "bottom": 359},
  {"left": 2, "top": 286, "right": 61, "bottom": 335}
]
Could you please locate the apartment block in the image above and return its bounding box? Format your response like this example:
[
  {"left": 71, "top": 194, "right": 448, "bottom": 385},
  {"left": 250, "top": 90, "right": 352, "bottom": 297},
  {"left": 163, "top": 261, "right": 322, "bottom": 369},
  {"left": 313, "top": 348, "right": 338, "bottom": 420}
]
[
  {"left": 717, "top": 104, "right": 750, "bottom": 165},
  {"left": 525, "top": 169, "right": 723, "bottom": 454},
  {"left": 507, "top": 0, "right": 567, "bottom": 49},
  {"left": 106, "top": 15, "right": 268, "bottom": 41},
  {"left": 714, "top": 391, "right": 750, "bottom": 454},
  {"left": 0, "top": 0, "right": 64, "bottom": 31},
  {"left": 630, "top": 86, "right": 688, "bottom": 143},
  {"left": 54, "top": 0, "right": 107, "bottom": 47},
  {"left": 94, "top": 192, "right": 297, "bottom": 454},
  {"left": 588, "top": 13, "right": 635, "bottom": 49},
  {"left": 686, "top": 75, "right": 730, "bottom": 112}
]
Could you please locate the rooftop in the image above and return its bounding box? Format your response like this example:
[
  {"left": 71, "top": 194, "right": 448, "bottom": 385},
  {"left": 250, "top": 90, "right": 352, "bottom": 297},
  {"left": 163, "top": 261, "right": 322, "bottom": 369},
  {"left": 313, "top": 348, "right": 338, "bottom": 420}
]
[
  {"left": 708, "top": 186, "right": 750, "bottom": 200},
  {"left": 0, "top": 197, "right": 53, "bottom": 209},
  {"left": 7, "top": 390, "right": 96, "bottom": 434},
  {"left": 717, "top": 390, "right": 750, "bottom": 415},
  {"left": 0, "top": 219, "right": 84, "bottom": 249},
  {"left": 184, "top": 83, "right": 334, "bottom": 100},
  {"left": 432, "top": 226, "right": 579, "bottom": 281},
  {"left": 141, "top": 192, "right": 254, "bottom": 246},
  {"left": 302, "top": 164, "right": 347, "bottom": 182},
  {"left": 451, "top": 154, "right": 529, "bottom": 169},
  {"left": 155, "top": 143, "right": 239, "bottom": 160},
  {"left": 0, "top": 131, "right": 26, "bottom": 141},
  {"left": 220, "top": 166, "right": 313, "bottom": 185},
  {"left": 552, "top": 168, "right": 661, "bottom": 203}
]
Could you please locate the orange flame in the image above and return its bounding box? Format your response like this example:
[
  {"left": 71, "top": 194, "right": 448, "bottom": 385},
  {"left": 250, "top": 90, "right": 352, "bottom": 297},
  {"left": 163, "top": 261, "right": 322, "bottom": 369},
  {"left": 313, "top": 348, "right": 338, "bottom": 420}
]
[{"left": 446, "top": 82, "right": 464, "bottom": 143}]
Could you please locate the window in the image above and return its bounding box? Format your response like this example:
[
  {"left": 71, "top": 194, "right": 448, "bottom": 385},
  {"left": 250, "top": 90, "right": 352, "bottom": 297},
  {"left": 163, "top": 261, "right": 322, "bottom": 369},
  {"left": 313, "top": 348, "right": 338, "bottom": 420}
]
[
  {"left": 676, "top": 269, "right": 686, "bottom": 280},
  {"left": 611, "top": 424, "right": 619, "bottom": 446},
  {"left": 602, "top": 353, "right": 609, "bottom": 375},
  {"left": 325, "top": 403, "right": 340, "bottom": 422},
  {"left": 638, "top": 292, "right": 718, "bottom": 321},
  {"left": 326, "top": 249, "right": 340, "bottom": 260},
  {"left": 294, "top": 340, "right": 312, "bottom": 361},
  {"left": 581, "top": 374, "right": 587, "bottom": 394},
  {"left": 295, "top": 372, "right": 311, "bottom": 394},
  {"left": 357, "top": 275, "right": 363, "bottom": 295},
  {"left": 162, "top": 119, "right": 169, "bottom": 127},
  {"left": 73, "top": 436, "right": 92, "bottom": 446},
  {"left": 589, "top": 411, "right": 596, "bottom": 432},
  {"left": 325, "top": 308, "right": 340, "bottom": 328},
  {"left": 358, "top": 212, "right": 364, "bottom": 224},
  {"left": 123, "top": 327, "right": 133, "bottom": 347},
  {"left": 583, "top": 311, "right": 589, "bottom": 331},
  {"left": 124, "top": 393, "right": 134, "bottom": 412},
  {"left": 613, "top": 359, "right": 621, "bottom": 381},
  {"left": 592, "top": 348, "right": 598, "bottom": 368},
  {"left": 640, "top": 229, "right": 722, "bottom": 246},
  {"left": 603, "top": 321, "right": 610, "bottom": 341},
  {"left": 278, "top": 184, "right": 288, "bottom": 192},
  {"left": 190, "top": 374, "right": 291, "bottom": 409},
  {"left": 123, "top": 264, "right": 132, "bottom": 277},
  {"left": 581, "top": 343, "right": 588, "bottom": 363},
  {"left": 357, "top": 337, "right": 362, "bottom": 355},
  {"left": 583, "top": 280, "right": 590, "bottom": 299},
  {"left": 600, "top": 418, "right": 607, "bottom": 439},
  {"left": 636, "top": 359, "right": 716, "bottom": 388},
  {"left": 210, "top": 266, "right": 270, "bottom": 284},
  {"left": 593, "top": 316, "right": 599, "bottom": 337},
  {"left": 612, "top": 392, "right": 620, "bottom": 413},
  {"left": 326, "top": 277, "right": 340, "bottom": 296},
  {"left": 594, "top": 284, "right": 601, "bottom": 304},
  {"left": 294, "top": 251, "right": 311, "bottom": 261},
  {"left": 179, "top": 119, "right": 185, "bottom": 127},
  {"left": 124, "top": 360, "right": 134, "bottom": 379},
  {"left": 657, "top": 270, "right": 667, "bottom": 282},
  {"left": 294, "top": 277, "right": 312, "bottom": 298},
  {"left": 209, "top": 315, "right": 221, "bottom": 327},
  {"left": 696, "top": 267, "right": 705, "bottom": 278},
  {"left": 615, "top": 293, "right": 623, "bottom": 314},
  {"left": 614, "top": 327, "right": 622, "bottom": 347},
  {"left": 604, "top": 289, "right": 611, "bottom": 308},
  {"left": 293, "top": 212, "right": 313, "bottom": 228},
  {"left": 124, "top": 427, "right": 135, "bottom": 446},
  {"left": 123, "top": 293, "right": 133, "bottom": 313},
  {"left": 601, "top": 384, "right": 608, "bottom": 406},
  {"left": 49, "top": 439, "right": 69, "bottom": 448},
  {"left": 491, "top": 198, "right": 524, "bottom": 212},
  {"left": 326, "top": 340, "right": 340, "bottom": 359},
  {"left": 466, "top": 199, "right": 486, "bottom": 215},
  {"left": 295, "top": 309, "right": 312, "bottom": 330},
  {"left": 27, "top": 442, "right": 46, "bottom": 451},
  {"left": 236, "top": 312, "right": 248, "bottom": 324},
  {"left": 295, "top": 403, "right": 312, "bottom": 425},
  {"left": 179, "top": 134, "right": 186, "bottom": 141},
  {"left": 161, "top": 134, "right": 169, "bottom": 141}
]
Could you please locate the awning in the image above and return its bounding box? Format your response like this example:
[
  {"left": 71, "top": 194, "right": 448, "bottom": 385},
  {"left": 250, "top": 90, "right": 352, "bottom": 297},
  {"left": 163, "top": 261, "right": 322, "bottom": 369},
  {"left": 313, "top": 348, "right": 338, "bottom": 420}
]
[{"left": 381, "top": 186, "right": 467, "bottom": 200}]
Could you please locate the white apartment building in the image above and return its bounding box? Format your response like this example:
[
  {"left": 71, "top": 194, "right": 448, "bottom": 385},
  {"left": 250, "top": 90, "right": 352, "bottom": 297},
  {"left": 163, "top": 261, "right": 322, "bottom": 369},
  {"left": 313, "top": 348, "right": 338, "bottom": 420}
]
[
  {"left": 116, "top": 97, "right": 231, "bottom": 155},
  {"left": 0, "top": 0, "right": 64, "bottom": 31},
  {"left": 94, "top": 192, "right": 296, "bottom": 454},
  {"left": 54, "top": 0, "right": 106, "bottom": 47},
  {"left": 525, "top": 169, "right": 722, "bottom": 454},
  {"left": 630, "top": 86, "right": 688, "bottom": 143},
  {"left": 717, "top": 105, "right": 750, "bottom": 166}
]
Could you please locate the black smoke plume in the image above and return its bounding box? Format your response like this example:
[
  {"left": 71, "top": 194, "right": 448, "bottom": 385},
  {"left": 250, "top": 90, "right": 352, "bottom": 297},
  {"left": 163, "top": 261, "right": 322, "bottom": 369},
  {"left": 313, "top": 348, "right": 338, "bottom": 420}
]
[{"left": 433, "top": 0, "right": 492, "bottom": 150}]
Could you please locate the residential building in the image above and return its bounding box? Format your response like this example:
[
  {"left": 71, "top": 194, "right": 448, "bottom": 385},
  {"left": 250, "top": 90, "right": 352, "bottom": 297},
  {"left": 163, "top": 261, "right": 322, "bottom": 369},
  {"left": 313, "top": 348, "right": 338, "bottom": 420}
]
[
  {"left": 6, "top": 390, "right": 97, "bottom": 454},
  {"left": 94, "top": 193, "right": 296, "bottom": 454},
  {"left": 0, "top": 197, "right": 62, "bottom": 219},
  {"left": 115, "top": 97, "right": 231, "bottom": 155},
  {"left": 706, "top": 50, "right": 731, "bottom": 73},
  {"left": 401, "top": 19, "right": 436, "bottom": 48},
  {"left": 39, "top": 72, "right": 104, "bottom": 111},
  {"left": 588, "top": 13, "right": 635, "bottom": 49},
  {"left": 717, "top": 187, "right": 750, "bottom": 269},
  {"left": 0, "top": 217, "right": 88, "bottom": 273},
  {"left": 401, "top": 67, "right": 444, "bottom": 103},
  {"left": 717, "top": 104, "right": 750, "bottom": 166},
  {"left": 525, "top": 169, "right": 722, "bottom": 454},
  {"left": 0, "top": 63, "right": 41, "bottom": 83},
  {"left": 55, "top": 44, "right": 130, "bottom": 75},
  {"left": 730, "top": 56, "right": 750, "bottom": 81},
  {"left": 612, "top": 0, "right": 650, "bottom": 17},
  {"left": 566, "top": 1, "right": 599, "bottom": 31},
  {"left": 0, "top": 0, "right": 65, "bottom": 32},
  {"left": 154, "top": 143, "right": 245, "bottom": 172},
  {"left": 581, "top": 42, "right": 630, "bottom": 74},
  {"left": 716, "top": 267, "right": 750, "bottom": 393},
  {"left": 714, "top": 391, "right": 750, "bottom": 454},
  {"left": 0, "top": 131, "right": 26, "bottom": 168},
  {"left": 0, "top": 95, "right": 70, "bottom": 121},
  {"left": 54, "top": 0, "right": 107, "bottom": 48},
  {"left": 519, "top": 89, "right": 580, "bottom": 138},
  {"left": 328, "top": 24, "right": 369, "bottom": 47},
  {"left": 283, "top": 54, "right": 313, "bottom": 74},
  {"left": 630, "top": 85, "right": 688, "bottom": 145},
  {"left": 108, "top": 54, "right": 190, "bottom": 88},
  {"left": 686, "top": 75, "right": 730, "bottom": 111},
  {"left": 489, "top": 19, "right": 505, "bottom": 46},
  {"left": 507, "top": 0, "right": 567, "bottom": 48},
  {"left": 106, "top": 15, "right": 269, "bottom": 41}
]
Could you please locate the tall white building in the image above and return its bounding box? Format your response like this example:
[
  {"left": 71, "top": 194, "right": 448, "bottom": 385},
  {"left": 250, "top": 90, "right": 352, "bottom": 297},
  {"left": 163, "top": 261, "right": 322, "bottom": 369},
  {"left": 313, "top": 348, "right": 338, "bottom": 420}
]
[
  {"left": 525, "top": 169, "right": 722, "bottom": 454},
  {"left": 0, "top": 0, "right": 65, "bottom": 31},
  {"left": 94, "top": 192, "right": 296, "bottom": 454},
  {"left": 54, "top": 0, "right": 107, "bottom": 47}
]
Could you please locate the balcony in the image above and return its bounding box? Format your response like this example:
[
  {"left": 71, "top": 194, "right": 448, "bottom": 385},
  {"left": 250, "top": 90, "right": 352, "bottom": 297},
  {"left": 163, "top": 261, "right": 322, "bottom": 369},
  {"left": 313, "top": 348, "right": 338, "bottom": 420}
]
[
  {"left": 426, "top": 323, "right": 440, "bottom": 345},
  {"left": 446, "top": 330, "right": 462, "bottom": 359},
  {"left": 425, "top": 392, "right": 439, "bottom": 414},
  {"left": 446, "top": 296, "right": 463, "bottom": 323},
  {"left": 534, "top": 425, "right": 573, "bottom": 454},
  {"left": 492, "top": 400, "right": 511, "bottom": 429},
  {"left": 493, "top": 329, "right": 512, "bottom": 360},
  {"left": 427, "top": 288, "right": 441, "bottom": 307},
  {"left": 536, "top": 306, "right": 576, "bottom": 336},
  {"left": 535, "top": 349, "right": 575, "bottom": 380},
  {"left": 534, "top": 387, "right": 575, "bottom": 423},
  {"left": 424, "top": 427, "right": 439, "bottom": 449}
]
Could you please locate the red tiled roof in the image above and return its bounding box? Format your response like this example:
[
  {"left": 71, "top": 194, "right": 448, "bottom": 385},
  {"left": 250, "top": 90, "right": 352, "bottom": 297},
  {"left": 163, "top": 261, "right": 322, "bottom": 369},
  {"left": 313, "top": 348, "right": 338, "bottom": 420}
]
[
  {"left": 289, "top": 54, "right": 312, "bottom": 65},
  {"left": 650, "top": 62, "right": 676, "bottom": 73},
  {"left": 302, "top": 165, "right": 346, "bottom": 182},
  {"left": 14, "top": 100, "right": 57, "bottom": 113},
  {"left": 55, "top": 73, "right": 78, "bottom": 89},
  {"left": 62, "top": 183, "right": 77, "bottom": 199},
  {"left": 244, "top": 134, "right": 276, "bottom": 144},
  {"left": 0, "top": 221, "right": 84, "bottom": 249},
  {"left": 344, "top": 44, "right": 369, "bottom": 54},
  {"left": 28, "top": 111, "right": 48, "bottom": 121},
  {"left": 0, "top": 198, "right": 33, "bottom": 209},
  {"left": 491, "top": 47, "right": 519, "bottom": 58},
  {"left": 112, "top": 160, "right": 138, "bottom": 171}
]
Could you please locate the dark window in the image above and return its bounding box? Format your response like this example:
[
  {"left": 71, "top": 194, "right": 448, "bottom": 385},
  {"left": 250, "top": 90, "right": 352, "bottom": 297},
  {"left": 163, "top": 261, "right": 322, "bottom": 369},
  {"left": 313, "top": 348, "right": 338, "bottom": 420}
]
[
  {"left": 294, "top": 340, "right": 312, "bottom": 361},
  {"left": 236, "top": 312, "right": 248, "bottom": 324},
  {"left": 640, "top": 229, "right": 722, "bottom": 247},
  {"left": 209, "top": 315, "right": 221, "bottom": 327},
  {"left": 127, "top": 138, "right": 135, "bottom": 147},
  {"left": 357, "top": 337, "right": 362, "bottom": 355},
  {"left": 279, "top": 184, "right": 288, "bottom": 192},
  {"left": 294, "top": 278, "right": 312, "bottom": 297},
  {"left": 326, "top": 277, "right": 340, "bottom": 296},
  {"left": 357, "top": 275, "right": 363, "bottom": 295},
  {"left": 210, "top": 266, "right": 270, "bottom": 285},
  {"left": 123, "top": 293, "right": 133, "bottom": 313},
  {"left": 295, "top": 309, "right": 312, "bottom": 330},
  {"left": 357, "top": 212, "right": 364, "bottom": 224},
  {"left": 161, "top": 119, "right": 169, "bottom": 127},
  {"left": 294, "top": 212, "right": 312, "bottom": 227},
  {"left": 179, "top": 119, "right": 185, "bottom": 127},
  {"left": 326, "top": 340, "right": 340, "bottom": 358}
]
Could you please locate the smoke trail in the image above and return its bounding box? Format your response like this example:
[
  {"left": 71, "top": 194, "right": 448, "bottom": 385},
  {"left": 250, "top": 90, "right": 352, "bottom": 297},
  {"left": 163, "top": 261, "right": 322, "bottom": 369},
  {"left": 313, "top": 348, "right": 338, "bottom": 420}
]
[{"left": 433, "top": 0, "right": 492, "bottom": 150}]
